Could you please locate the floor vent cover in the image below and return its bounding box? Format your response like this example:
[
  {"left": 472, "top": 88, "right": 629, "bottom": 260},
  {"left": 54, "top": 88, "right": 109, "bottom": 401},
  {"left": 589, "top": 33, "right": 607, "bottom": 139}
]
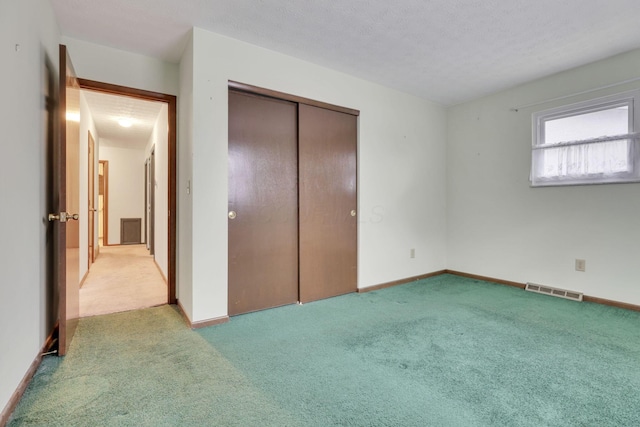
[{"left": 525, "top": 283, "right": 583, "bottom": 302}]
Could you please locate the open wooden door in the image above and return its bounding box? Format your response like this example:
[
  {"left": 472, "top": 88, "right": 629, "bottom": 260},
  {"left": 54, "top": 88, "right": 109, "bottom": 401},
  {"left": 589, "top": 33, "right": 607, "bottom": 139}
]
[{"left": 51, "top": 45, "right": 81, "bottom": 356}]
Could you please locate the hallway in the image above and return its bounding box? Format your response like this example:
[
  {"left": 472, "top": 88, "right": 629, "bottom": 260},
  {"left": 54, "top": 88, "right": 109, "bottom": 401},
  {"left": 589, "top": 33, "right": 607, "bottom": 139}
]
[{"left": 80, "top": 245, "right": 168, "bottom": 317}]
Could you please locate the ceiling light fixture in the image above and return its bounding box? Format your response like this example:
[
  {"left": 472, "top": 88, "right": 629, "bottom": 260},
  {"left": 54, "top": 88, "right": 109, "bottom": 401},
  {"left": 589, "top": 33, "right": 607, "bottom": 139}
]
[{"left": 118, "top": 118, "right": 133, "bottom": 128}]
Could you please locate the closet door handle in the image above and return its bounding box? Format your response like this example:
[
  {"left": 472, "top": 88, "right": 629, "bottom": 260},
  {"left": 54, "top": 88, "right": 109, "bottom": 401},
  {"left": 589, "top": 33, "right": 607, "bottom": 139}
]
[
  {"left": 228, "top": 211, "right": 237, "bottom": 219},
  {"left": 350, "top": 210, "right": 356, "bottom": 217}
]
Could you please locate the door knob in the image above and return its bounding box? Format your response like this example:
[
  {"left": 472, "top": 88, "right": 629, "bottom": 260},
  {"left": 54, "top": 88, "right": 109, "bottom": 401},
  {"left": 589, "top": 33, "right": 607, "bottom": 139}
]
[
  {"left": 350, "top": 210, "right": 356, "bottom": 217},
  {"left": 228, "top": 211, "right": 237, "bottom": 219},
  {"left": 48, "top": 212, "right": 79, "bottom": 222}
]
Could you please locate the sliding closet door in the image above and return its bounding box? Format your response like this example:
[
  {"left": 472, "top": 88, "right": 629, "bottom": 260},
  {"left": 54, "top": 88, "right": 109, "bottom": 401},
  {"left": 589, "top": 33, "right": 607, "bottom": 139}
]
[
  {"left": 298, "top": 104, "right": 357, "bottom": 303},
  {"left": 228, "top": 91, "right": 299, "bottom": 315}
]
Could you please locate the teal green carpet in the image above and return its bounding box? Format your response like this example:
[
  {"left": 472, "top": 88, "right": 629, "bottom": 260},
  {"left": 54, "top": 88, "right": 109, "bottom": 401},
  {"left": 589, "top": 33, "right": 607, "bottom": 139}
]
[{"left": 9, "top": 274, "right": 640, "bottom": 426}]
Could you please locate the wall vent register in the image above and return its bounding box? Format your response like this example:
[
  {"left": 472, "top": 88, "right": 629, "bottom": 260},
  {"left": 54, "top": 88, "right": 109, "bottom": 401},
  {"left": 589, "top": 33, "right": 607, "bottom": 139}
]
[{"left": 525, "top": 282, "right": 583, "bottom": 302}]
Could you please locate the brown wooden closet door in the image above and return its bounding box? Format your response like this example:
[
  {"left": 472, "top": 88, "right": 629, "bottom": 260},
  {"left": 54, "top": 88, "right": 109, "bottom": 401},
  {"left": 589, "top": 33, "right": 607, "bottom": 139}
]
[
  {"left": 228, "top": 91, "right": 299, "bottom": 315},
  {"left": 299, "top": 104, "right": 357, "bottom": 303}
]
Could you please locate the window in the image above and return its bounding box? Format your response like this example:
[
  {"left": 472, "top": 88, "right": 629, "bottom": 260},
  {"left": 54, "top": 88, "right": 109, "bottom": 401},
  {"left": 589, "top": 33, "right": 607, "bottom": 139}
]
[{"left": 531, "top": 90, "right": 640, "bottom": 186}]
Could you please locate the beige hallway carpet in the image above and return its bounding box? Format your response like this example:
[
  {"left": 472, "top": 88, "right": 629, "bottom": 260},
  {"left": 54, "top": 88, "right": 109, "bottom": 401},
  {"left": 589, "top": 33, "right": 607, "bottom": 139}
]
[{"left": 80, "top": 244, "right": 167, "bottom": 317}]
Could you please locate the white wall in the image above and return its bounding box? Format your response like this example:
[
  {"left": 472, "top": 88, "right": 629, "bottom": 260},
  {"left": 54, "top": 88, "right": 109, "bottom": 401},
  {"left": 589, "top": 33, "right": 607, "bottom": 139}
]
[
  {"left": 177, "top": 31, "right": 194, "bottom": 313},
  {"left": 145, "top": 105, "right": 169, "bottom": 279},
  {"left": 180, "top": 28, "right": 448, "bottom": 322},
  {"left": 79, "top": 92, "right": 99, "bottom": 281},
  {"left": 61, "top": 37, "right": 179, "bottom": 96},
  {"left": 447, "top": 48, "right": 640, "bottom": 305},
  {"left": 0, "top": 0, "right": 60, "bottom": 415},
  {"left": 99, "top": 144, "right": 147, "bottom": 245}
]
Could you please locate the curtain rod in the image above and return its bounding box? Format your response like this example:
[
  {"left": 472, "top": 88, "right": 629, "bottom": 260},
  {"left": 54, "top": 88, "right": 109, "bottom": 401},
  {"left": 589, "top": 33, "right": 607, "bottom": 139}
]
[{"left": 510, "top": 76, "right": 640, "bottom": 112}]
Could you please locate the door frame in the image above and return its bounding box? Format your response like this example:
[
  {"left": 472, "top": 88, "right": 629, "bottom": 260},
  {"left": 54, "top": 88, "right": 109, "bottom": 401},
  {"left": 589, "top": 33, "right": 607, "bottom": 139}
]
[
  {"left": 229, "top": 81, "right": 359, "bottom": 116},
  {"left": 149, "top": 146, "right": 155, "bottom": 256},
  {"left": 99, "top": 160, "right": 109, "bottom": 246},
  {"left": 88, "top": 130, "right": 95, "bottom": 266},
  {"left": 144, "top": 159, "right": 148, "bottom": 249},
  {"left": 78, "top": 79, "right": 177, "bottom": 305}
]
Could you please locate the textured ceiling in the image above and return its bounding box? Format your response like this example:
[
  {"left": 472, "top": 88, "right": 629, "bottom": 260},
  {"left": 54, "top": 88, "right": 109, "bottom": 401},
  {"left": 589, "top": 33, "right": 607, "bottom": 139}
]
[
  {"left": 82, "top": 90, "right": 164, "bottom": 149},
  {"left": 52, "top": 0, "right": 640, "bottom": 105}
]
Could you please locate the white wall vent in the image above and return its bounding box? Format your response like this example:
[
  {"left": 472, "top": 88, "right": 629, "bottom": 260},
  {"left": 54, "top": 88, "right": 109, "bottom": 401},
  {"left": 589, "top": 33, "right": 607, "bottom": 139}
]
[{"left": 525, "top": 283, "right": 583, "bottom": 302}]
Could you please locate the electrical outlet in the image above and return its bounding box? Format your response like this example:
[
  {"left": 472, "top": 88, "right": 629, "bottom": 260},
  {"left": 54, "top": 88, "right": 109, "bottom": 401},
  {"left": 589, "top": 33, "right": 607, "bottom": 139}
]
[
  {"left": 410, "top": 248, "right": 415, "bottom": 258},
  {"left": 575, "top": 259, "right": 586, "bottom": 272}
]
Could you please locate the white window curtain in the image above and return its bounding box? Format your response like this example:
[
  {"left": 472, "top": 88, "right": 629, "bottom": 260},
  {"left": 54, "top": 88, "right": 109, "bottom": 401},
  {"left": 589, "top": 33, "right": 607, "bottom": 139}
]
[{"left": 531, "top": 136, "right": 639, "bottom": 185}]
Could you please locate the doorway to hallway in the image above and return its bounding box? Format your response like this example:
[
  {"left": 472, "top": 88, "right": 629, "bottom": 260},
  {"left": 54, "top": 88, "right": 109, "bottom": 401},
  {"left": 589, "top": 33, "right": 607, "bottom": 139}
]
[{"left": 77, "top": 79, "right": 177, "bottom": 317}]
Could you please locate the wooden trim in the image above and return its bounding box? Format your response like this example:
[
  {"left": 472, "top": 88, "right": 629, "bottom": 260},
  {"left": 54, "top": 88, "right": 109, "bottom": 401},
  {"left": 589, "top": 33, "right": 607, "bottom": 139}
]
[
  {"left": 144, "top": 160, "right": 148, "bottom": 248},
  {"left": 99, "top": 160, "right": 109, "bottom": 246},
  {"left": 228, "top": 81, "right": 360, "bottom": 117},
  {"left": 88, "top": 130, "right": 95, "bottom": 267},
  {"left": 80, "top": 79, "right": 177, "bottom": 305},
  {"left": 154, "top": 259, "right": 168, "bottom": 285},
  {"left": 176, "top": 300, "right": 190, "bottom": 327},
  {"left": 446, "top": 270, "right": 640, "bottom": 312},
  {"left": 148, "top": 146, "right": 155, "bottom": 255},
  {"left": 359, "top": 268, "right": 640, "bottom": 315},
  {"left": 104, "top": 160, "right": 109, "bottom": 246},
  {"left": 444, "top": 270, "right": 527, "bottom": 289},
  {"left": 358, "top": 270, "right": 447, "bottom": 293},
  {"left": 191, "top": 316, "right": 230, "bottom": 329},
  {"left": 583, "top": 295, "right": 640, "bottom": 312},
  {"left": 79, "top": 269, "right": 90, "bottom": 289},
  {"left": 77, "top": 79, "right": 175, "bottom": 103},
  {"left": 167, "top": 99, "right": 177, "bottom": 305},
  {"left": 0, "top": 330, "right": 57, "bottom": 425},
  {"left": 176, "top": 301, "right": 229, "bottom": 329}
]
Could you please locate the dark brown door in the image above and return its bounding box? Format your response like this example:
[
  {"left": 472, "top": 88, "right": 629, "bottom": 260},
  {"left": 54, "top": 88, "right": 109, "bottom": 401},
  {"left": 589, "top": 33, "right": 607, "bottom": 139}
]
[
  {"left": 55, "top": 45, "right": 81, "bottom": 355},
  {"left": 298, "top": 104, "right": 357, "bottom": 303},
  {"left": 88, "top": 131, "right": 95, "bottom": 266},
  {"left": 149, "top": 148, "right": 155, "bottom": 254},
  {"left": 228, "top": 91, "right": 299, "bottom": 315},
  {"left": 144, "top": 160, "right": 148, "bottom": 249},
  {"left": 44, "top": 56, "right": 57, "bottom": 344}
]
